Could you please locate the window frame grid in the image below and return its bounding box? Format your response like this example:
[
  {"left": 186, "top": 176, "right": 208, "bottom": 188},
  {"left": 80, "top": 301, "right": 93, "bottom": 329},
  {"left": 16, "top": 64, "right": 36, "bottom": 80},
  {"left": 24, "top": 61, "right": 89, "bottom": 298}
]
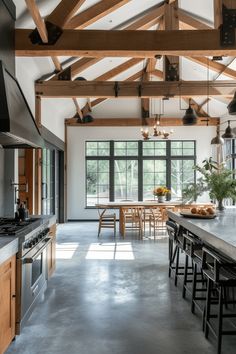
[{"left": 85, "top": 140, "right": 196, "bottom": 207}]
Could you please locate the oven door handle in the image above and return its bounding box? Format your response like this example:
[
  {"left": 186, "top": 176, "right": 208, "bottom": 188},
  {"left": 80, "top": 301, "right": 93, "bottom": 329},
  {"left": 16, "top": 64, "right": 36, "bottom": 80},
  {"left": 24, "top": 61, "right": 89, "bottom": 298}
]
[{"left": 23, "top": 237, "right": 52, "bottom": 264}]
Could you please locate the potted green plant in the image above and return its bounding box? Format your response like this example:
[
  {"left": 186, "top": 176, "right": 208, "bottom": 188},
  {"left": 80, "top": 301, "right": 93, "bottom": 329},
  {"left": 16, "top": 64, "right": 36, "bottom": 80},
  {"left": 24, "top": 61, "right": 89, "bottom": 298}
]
[{"left": 182, "top": 158, "right": 236, "bottom": 210}]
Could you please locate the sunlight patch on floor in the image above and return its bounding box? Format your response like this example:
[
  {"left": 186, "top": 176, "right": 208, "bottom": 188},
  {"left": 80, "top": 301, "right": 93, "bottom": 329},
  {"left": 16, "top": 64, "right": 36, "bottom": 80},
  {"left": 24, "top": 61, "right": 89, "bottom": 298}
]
[
  {"left": 56, "top": 242, "right": 79, "bottom": 259},
  {"left": 86, "top": 242, "right": 135, "bottom": 260}
]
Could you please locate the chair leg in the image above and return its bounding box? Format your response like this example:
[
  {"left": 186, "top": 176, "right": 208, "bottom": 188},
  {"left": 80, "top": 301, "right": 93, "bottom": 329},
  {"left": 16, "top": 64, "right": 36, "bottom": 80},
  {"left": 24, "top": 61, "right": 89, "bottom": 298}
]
[
  {"left": 169, "top": 245, "right": 177, "bottom": 278},
  {"left": 182, "top": 254, "right": 189, "bottom": 298},
  {"left": 98, "top": 222, "right": 101, "bottom": 238},
  {"left": 175, "top": 247, "right": 180, "bottom": 286},
  {"left": 191, "top": 263, "right": 197, "bottom": 313},
  {"left": 217, "top": 287, "right": 223, "bottom": 354},
  {"left": 205, "top": 277, "right": 212, "bottom": 339}
]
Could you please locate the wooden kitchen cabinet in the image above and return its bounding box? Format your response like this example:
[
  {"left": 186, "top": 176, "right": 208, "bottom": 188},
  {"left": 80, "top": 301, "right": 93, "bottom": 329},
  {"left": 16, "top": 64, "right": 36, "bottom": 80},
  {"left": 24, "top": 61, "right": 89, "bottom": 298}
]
[
  {"left": 0, "top": 255, "right": 16, "bottom": 354},
  {"left": 47, "top": 224, "right": 57, "bottom": 278}
]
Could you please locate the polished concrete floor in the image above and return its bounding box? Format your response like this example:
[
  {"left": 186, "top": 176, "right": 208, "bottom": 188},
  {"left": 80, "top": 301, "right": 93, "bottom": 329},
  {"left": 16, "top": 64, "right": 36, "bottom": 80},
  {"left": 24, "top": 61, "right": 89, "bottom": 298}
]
[{"left": 6, "top": 223, "right": 236, "bottom": 354}]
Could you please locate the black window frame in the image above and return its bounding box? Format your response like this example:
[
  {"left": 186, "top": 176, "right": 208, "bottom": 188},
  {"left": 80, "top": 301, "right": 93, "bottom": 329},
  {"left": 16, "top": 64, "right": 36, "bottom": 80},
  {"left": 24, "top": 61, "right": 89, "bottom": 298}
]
[{"left": 85, "top": 140, "right": 196, "bottom": 208}]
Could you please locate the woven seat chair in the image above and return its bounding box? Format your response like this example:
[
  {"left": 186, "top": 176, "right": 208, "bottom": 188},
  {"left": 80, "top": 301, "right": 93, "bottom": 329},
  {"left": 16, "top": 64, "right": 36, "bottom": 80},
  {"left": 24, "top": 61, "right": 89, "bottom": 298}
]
[
  {"left": 122, "top": 206, "right": 144, "bottom": 239},
  {"left": 97, "top": 207, "right": 116, "bottom": 238}
]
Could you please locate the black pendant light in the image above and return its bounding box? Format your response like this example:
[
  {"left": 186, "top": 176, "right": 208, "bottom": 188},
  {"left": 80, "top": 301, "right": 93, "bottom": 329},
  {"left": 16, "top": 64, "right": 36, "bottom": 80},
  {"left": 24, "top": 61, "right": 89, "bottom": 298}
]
[
  {"left": 222, "top": 120, "right": 234, "bottom": 139},
  {"left": 182, "top": 99, "right": 197, "bottom": 125},
  {"left": 228, "top": 92, "right": 236, "bottom": 115}
]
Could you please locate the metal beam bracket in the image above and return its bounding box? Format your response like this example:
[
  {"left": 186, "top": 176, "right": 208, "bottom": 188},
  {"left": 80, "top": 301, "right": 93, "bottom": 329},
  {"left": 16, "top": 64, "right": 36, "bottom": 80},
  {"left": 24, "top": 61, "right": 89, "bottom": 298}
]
[
  {"left": 58, "top": 67, "right": 71, "bottom": 81},
  {"left": 220, "top": 5, "right": 236, "bottom": 46},
  {"left": 29, "top": 21, "right": 63, "bottom": 45},
  {"left": 114, "top": 81, "right": 120, "bottom": 97},
  {"left": 138, "top": 83, "right": 142, "bottom": 97}
]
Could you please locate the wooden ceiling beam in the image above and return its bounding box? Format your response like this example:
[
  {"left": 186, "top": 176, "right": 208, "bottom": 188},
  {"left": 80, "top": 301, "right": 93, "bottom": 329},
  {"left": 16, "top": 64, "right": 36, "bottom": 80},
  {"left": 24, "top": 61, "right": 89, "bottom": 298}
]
[
  {"left": 72, "top": 98, "right": 83, "bottom": 120},
  {"left": 24, "top": 0, "right": 48, "bottom": 43},
  {"left": 214, "top": 0, "right": 222, "bottom": 29},
  {"left": 186, "top": 56, "right": 236, "bottom": 79},
  {"left": 51, "top": 56, "right": 62, "bottom": 71},
  {"left": 163, "top": 0, "right": 179, "bottom": 81},
  {"left": 35, "top": 80, "right": 236, "bottom": 98},
  {"left": 65, "top": 117, "right": 219, "bottom": 127},
  {"left": 151, "top": 70, "right": 163, "bottom": 79},
  {"left": 214, "top": 1, "right": 234, "bottom": 29},
  {"left": 178, "top": 9, "right": 213, "bottom": 30},
  {"left": 81, "top": 70, "right": 143, "bottom": 116},
  {"left": 183, "top": 97, "right": 210, "bottom": 117},
  {"left": 95, "top": 58, "right": 144, "bottom": 81},
  {"left": 47, "top": 8, "right": 163, "bottom": 81},
  {"left": 47, "top": 0, "right": 86, "bottom": 28},
  {"left": 16, "top": 29, "right": 236, "bottom": 57},
  {"left": 65, "top": 0, "right": 131, "bottom": 29},
  {"left": 124, "top": 5, "right": 164, "bottom": 30}
]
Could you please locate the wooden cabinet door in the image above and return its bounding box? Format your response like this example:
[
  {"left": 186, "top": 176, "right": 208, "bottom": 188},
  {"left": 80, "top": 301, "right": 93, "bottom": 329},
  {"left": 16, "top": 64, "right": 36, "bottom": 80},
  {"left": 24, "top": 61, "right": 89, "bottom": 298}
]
[{"left": 0, "top": 256, "right": 16, "bottom": 354}]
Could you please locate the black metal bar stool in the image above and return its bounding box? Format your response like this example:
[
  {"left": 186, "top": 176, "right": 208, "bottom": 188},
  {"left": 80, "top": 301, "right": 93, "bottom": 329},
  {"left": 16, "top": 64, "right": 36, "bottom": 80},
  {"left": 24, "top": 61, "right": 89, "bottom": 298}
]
[
  {"left": 181, "top": 231, "right": 207, "bottom": 328},
  {"left": 166, "top": 220, "right": 185, "bottom": 286},
  {"left": 202, "top": 247, "right": 236, "bottom": 354}
]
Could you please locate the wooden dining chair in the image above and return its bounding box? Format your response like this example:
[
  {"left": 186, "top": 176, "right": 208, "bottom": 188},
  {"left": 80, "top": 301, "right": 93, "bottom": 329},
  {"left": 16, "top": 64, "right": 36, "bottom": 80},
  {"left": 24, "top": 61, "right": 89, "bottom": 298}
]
[
  {"left": 122, "top": 206, "right": 144, "bottom": 239},
  {"left": 149, "top": 206, "right": 166, "bottom": 239},
  {"left": 97, "top": 207, "right": 116, "bottom": 238}
]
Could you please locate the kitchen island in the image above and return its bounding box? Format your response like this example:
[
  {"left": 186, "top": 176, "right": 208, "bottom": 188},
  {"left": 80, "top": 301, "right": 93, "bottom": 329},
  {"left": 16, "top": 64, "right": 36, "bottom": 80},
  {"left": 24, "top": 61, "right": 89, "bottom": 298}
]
[{"left": 167, "top": 208, "right": 236, "bottom": 262}]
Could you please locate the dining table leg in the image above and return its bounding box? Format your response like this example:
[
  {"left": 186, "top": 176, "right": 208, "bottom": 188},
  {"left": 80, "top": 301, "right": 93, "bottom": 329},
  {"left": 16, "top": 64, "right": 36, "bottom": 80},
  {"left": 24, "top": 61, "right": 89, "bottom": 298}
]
[{"left": 119, "top": 207, "right": 125, "bottom": 237}]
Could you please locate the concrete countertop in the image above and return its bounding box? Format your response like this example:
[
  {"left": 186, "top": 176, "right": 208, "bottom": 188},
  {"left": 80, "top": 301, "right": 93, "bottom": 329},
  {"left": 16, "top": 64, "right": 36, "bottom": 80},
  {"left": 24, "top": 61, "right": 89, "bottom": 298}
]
[
  {"left": 0, "top": 214, "right": 56, "bottom": 266},
  {"left": 167, "top": 208, "right": 236, "bottom": 262}
]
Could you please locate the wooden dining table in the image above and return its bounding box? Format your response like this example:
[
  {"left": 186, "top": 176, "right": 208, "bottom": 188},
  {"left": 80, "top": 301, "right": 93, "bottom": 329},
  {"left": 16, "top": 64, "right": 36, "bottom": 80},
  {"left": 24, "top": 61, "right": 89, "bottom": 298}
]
[{"left": 96, "top": 201, "right": 214, "bottom": 236}]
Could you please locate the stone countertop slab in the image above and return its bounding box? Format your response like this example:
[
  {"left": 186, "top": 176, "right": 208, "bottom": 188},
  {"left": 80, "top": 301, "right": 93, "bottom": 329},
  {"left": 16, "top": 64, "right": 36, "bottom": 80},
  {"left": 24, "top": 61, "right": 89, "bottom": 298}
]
[
  {"left": 167, "top": 208, "right": 236, "bottom": 262},
  {"left": 0, "top": 237, "right": 18, "bottom": 265}
]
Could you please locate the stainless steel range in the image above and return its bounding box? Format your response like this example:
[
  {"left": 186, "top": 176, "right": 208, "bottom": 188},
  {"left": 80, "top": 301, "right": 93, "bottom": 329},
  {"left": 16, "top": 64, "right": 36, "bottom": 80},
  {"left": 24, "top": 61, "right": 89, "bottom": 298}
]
[{"left": 0, "top": 218, "right": 52, "bottom": 333}]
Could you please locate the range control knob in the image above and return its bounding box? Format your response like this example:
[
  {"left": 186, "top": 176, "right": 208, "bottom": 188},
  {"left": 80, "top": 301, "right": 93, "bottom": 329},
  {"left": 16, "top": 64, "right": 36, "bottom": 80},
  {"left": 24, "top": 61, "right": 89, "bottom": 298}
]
[{"left": 27, "top": 241, "right": 33, "bottom": 248}]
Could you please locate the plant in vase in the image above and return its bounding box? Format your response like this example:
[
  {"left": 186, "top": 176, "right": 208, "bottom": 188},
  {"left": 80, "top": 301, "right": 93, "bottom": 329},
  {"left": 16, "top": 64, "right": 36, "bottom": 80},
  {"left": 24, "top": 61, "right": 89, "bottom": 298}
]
[
  {"left": 153, "top": 186, "right": 170, "bottom": 203},
  {"left": 182, "top": 158, "right": 236, "bottom": 211}
]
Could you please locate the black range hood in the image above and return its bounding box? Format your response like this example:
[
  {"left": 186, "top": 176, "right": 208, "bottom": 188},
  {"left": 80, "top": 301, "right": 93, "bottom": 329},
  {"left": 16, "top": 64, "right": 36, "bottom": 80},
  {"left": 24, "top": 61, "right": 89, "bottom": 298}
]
[{"left": 0, "top": 60, "right": 44, "bottom": 148}]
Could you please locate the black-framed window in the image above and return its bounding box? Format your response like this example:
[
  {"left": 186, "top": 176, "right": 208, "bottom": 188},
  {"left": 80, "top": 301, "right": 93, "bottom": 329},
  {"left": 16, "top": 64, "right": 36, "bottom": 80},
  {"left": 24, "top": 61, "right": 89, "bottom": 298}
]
[{"left": 85, "top": 140, "right": 196, "bottom": 207}]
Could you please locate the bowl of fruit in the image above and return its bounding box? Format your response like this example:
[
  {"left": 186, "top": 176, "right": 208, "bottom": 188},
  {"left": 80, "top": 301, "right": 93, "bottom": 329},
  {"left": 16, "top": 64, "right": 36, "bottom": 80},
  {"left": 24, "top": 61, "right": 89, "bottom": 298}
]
[{"left": 180, "top": 207, "right": 216, "bottom": 219}]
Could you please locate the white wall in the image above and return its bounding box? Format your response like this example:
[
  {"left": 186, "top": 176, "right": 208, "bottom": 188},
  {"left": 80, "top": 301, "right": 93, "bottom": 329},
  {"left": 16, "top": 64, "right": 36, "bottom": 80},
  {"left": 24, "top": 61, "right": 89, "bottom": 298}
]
[
  {"left": 67, "top": 125, "right": 216, "bottom": 220},
  {"left": 16, "top": 58, "right": 73, "bottom": 141}
]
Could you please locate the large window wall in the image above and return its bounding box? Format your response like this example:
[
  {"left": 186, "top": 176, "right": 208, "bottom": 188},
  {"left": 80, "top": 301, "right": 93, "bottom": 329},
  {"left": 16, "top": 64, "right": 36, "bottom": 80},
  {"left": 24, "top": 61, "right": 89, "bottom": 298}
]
[{"left": 86, "top": 140, "right": 196, "bottom": 207}]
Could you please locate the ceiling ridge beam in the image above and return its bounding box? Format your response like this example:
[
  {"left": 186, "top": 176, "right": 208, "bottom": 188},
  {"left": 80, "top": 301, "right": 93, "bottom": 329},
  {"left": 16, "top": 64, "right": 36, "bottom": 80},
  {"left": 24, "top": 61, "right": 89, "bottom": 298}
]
[
  {"left": 65, "top": 117, "right": 219, "bottom": 126},
  {"left": 17, "top": 29, "right": 236, "bottom": 57},
  {"left": 65, "top": 0, "right": 131, "bottom": 29},
  {"left": 35, "top": 80, "right": 236, "bottom": 98}
]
